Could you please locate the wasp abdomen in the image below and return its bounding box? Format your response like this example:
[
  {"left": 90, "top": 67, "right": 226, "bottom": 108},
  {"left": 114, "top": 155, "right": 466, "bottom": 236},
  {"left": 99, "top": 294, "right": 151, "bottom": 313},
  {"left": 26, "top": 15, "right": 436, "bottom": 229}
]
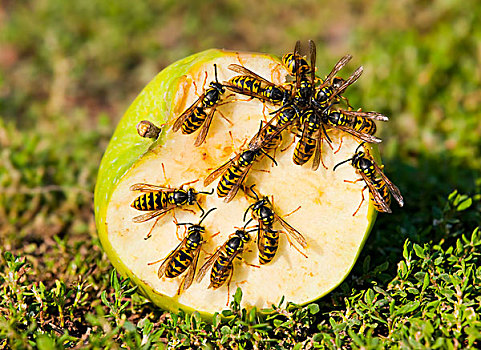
[
  {"left": 165, "top": 248, "right": 194, "bottom": 278},
  {"left": 293, "top": 137, "right": 316, "bottom": 165},
  {"left": 258, "top": 229, "right": 279, "bottom": 264}
]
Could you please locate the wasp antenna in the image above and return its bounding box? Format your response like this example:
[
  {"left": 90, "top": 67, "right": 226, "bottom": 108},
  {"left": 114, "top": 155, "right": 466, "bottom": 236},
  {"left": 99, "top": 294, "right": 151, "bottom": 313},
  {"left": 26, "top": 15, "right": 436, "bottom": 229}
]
[
  {"left": 243, "top": 217, "right": 254, "bottom": 228},
  {"left": 213, "top": 63, "right": 219, "bottom": 83},
  {"left": 321, "top": 124, "right": 332, "bottom": 144},
  {"left": 262, "top": 150, "right": 278, "bottom": 166},
  {"left": 243, "top": 203, "right": 255, "bottom": 222},
  {"left": 198, "top": 188, "right": 215, "bottom": 195},
  {"left": 196, "top": 202, "right": 206, "bottom": 217},
  {"left": 199, "top": 207, "right": 217, "bottom": 224},
  {"left": 333, "top": 157, "right": 353, "bottom": 172},
  {"left": 355, "top": 142, "right": 365, "bottom": 153},
  {"left": 249, "top": 184, "right": 260, "bottom": 200},
  {"left": 176, "top": 222, "right": 191, "bottom": 226}
]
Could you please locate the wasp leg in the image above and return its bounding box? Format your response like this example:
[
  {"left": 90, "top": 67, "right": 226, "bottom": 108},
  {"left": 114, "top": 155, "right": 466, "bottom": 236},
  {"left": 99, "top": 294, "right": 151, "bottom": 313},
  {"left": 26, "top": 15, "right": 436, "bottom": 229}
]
[
  {"left": 144, "top": 213, "right": 167, "bottom": 240},
  {"left": 344, "top": 178, "right": 364, "bottom": 184},
  {"left": 281, "top": 230, "right": 308, "bottom": 258},
  {"left": 215, "top": 109, "right": 233, "bottom": 126},
  {"left": 172, "top": 213, "right": 184, "bottom": 241},
  {"left": 179, "top": 179, "right": 199, "bottom": 188},
  {"left": 161, "top": 162, "right": 170, "bottom": 186},
  {"left": 318, "top": 137, "right": 329, "bottom": 170},
  {"left": 225, "top": 268, "right": 234, "bottom": 306},
  {"left": 147, "top": 257, "right": 164, "bottom": 266},
  {"left": 283, "top": 205, "right": 301, "bottom": 218},
  {"left": 334, "top": 134, "right": 344, "bottom": 154},
  {"left": 280, "top": 136, "right": 296, "bottom": 153},
  {"left": 353, "top": 185, "right": 367, "bottom": 217},
  {"left": 237, "top": 256, "right": 261, "bottom": 269}
]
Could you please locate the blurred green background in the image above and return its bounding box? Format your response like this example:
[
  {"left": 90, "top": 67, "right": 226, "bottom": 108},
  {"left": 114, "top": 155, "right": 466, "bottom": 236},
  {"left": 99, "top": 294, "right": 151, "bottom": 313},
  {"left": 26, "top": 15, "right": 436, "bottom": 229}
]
[{"left": 1, "top": 0, "right": 480, "bottom": 348}]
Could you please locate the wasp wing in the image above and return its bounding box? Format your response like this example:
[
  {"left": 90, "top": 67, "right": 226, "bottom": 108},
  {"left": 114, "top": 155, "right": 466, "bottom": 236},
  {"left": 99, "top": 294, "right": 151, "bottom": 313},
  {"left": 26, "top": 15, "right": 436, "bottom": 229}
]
[
  {"left": 224, "top": 161, "right": 255, "bottom": 203},
  {"left": 132, "top": 206, "right": 175, "bottom": 223},
  {"left": 294, "top": 40, "right": 302, "bottom": 91},
  {"left": 371, "top": 160, "right": 404, "bottom": 207},
  {"left": 319, "top": 54, "right": 353, "bottom": 89},
  {"left": 204, "top": 156, "right": 238, "bottom": 187},
  {"left": 274, "top": 212, "right": 307, "bottom": 248},
  {"left": 194, "top": 107, "right": 216, "bottom": 147},
  {"left": 177, "top": 245, "right": 203, "bottom": 294},
  {"left": 173, "top": 94, "right": 204, "bottom": 132},
  {"left": 256, "top": 221, "right": 266, "bottom": 255},
  {"left": 227, "top": 64, "right": 275, "bottom": 87},
  {"left": 208, "top": 247, "right": 242, "bottom": 289},
  {"left": 196, "top": 244, "right": 224, "bottom": 283},
  {"left": 331, "top": 65, "right": 363, "bottom": 98},
  {"left": 223, "top": 82, "right": 270, "bottom": 101},
  {"left": 340, "top": 109, "right": 389, "bottom": 122},
  {"left": 334, "top": 125, "right": 383, "bottom": 143},
  {"left": 156, "top": 239, "right": 186, "bottom": 279},
  {"left": 248, "top": 113, "right": 280, "bottom": 149},
  {"left": 130, "top": 183, "right": 175, "bottom": 192},
  {"left": 312, "top": 127, "right": 325, "bottom": 171},
  {"left": 308, "top": 39, "right": 317, "bottom": 85},
  {"left": 358, "top": 171, "right": 392, "bottom": 213}
]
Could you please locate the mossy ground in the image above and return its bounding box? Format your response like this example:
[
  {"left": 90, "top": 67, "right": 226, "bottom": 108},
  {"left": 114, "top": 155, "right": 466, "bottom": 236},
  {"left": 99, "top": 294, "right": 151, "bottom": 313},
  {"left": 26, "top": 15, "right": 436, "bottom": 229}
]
[{"left": 1, "top": 0, "right": 480, "bottom": 348}]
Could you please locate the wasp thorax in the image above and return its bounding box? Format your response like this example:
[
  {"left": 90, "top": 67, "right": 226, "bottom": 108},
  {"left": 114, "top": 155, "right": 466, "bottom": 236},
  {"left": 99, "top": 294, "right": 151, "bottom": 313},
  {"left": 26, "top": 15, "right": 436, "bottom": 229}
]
[
  {"left": 187, "top": 188, "right": 197, "bottom": 205},
  {"left": 239, "top": 150, "right": 257, "bottom": 166},
  {"left": 186, "top": 229, "right": 204, "bottom": 248}
]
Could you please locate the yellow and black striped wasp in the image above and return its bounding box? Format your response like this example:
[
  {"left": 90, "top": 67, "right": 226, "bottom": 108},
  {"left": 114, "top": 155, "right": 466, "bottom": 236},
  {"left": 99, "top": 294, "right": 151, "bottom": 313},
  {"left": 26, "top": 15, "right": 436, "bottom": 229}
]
[
  {"left": 196, "top": 221, "right": 258, "bottom": 304},
  {"left": 293, "top": 107, "right": 329, "bottom": 171},
  {"left": 243, "top": 185, "right": 307, "bottom": 264},
  {"left": 149, "top": 208, "right": 217, "bottom": 295},
  {"left": 224, "top": 63, "right": 291, "bottom": 106},
  {"left": 130, "top": 181, "right": 213, "bottom": 239},
  {"left": 172, "top": 64, "right": 229, "bottom": 146},
  {"left": 282, "top": 43, "right": 311, "bottom": 77},
  {"left": 291, "top": 40, "right": 317, "bottom": 109},
  {"left": 204, "top": 120, "right": 283, "bottom": 203},
  {"left": 321, "top": 108, "right": 389, "bottom": 144},
  {"left": 313, "top": 55, "right": 363, "bottom": 110},
  {"left": 333, "top": 143, "right": 404, "bottom": 215}
]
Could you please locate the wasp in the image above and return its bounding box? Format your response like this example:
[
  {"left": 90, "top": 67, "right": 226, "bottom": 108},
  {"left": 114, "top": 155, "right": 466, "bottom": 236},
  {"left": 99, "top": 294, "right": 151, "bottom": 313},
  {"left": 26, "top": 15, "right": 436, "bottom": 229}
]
[
  {"left": 149, "top": 208, "right": 216, "bottom": 295},
  {"left": 313, "top": 55, "right": 363, "bottom": 110},
  {"left": 243, "top": 185, "right": 307, "bottom": 264},
  {"left": 333, "top": 143, "right": 404, "bottom": 215},
  {"left": 204, "top": 120, "right": 282, "bottom": 203},
  {"left": 173, "top": 64, "right": 228, "bottom": 146},
  {"left": 224, "top": 64, "right": 291, "bottom": 106},
  {"left": 321, "top": 108, "right": 389, "bottom": 144},
  {"left": 293, "top": 107, "right": 330, "bottom": 170},
  {"left": 282, "top": 43, "right": 311, "bottom": 77},
  {"left": 196, "top": 222, "right": 258, "bottom": 303},
  {"left": 291, "top": 40, "right": 317, "bottom": 109},
  {"left": 130, "top": 181, "right": 214, "bottom": 239}
]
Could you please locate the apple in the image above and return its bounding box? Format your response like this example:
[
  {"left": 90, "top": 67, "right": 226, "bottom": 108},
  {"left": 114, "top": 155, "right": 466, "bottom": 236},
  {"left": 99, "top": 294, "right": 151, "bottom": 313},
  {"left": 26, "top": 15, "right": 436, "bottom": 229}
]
[{"left": 94, "top": 49, "right": 378, "bottom": 318}]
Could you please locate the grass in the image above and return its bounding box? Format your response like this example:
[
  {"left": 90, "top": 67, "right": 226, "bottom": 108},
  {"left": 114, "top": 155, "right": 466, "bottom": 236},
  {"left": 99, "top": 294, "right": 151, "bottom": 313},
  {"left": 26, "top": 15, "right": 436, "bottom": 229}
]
[{"left": 1, "top": 0, "right": 480, "bottom": 348}]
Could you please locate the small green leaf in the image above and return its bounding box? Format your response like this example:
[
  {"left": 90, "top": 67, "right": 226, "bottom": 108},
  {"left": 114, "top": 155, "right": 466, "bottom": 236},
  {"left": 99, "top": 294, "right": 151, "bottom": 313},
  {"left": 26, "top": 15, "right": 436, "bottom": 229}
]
[
  {"left": 36, "top": 334, "right": 55, "bottom": 350},
  {"left": 123, "top": 320, "right": 136, "bottom": 332},
  {"left": 100, "top": 291, "right": 110, "bottom": 307},
  {"left": 413, "top": 244, "right": 425, "bottom": 258},
  {"left": 422, "top": 272, "right": 430, "bottom": 292},
  {"left": 233, "top": 287, "right": 243, "bottom": 304},
  {"left": 393, "top": 301, "right": 420, "bottom": 316},
  {"left": 307, "top": 303, "right": 320, "bottom": 315},
  {"left": 457, "top": 197, "right": 472, "bottom": 211}
]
